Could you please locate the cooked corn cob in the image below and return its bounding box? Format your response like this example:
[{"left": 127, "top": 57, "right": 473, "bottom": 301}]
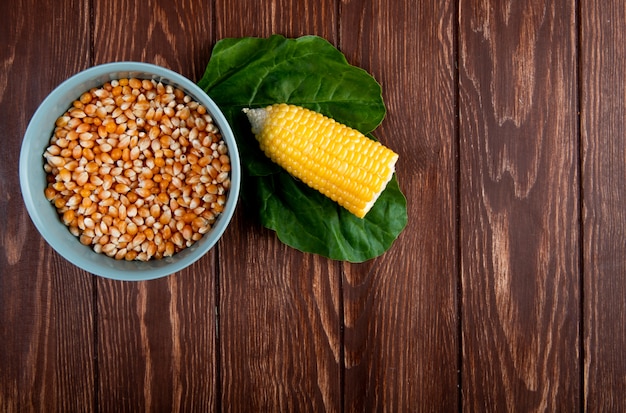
[{"left": 243, "top": 103, "right": 399, "bottom": 218}]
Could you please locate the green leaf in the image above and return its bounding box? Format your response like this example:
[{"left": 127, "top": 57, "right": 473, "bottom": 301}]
[
  {"left": 199, "top": 35, "right": 407, "bottom": 262},
  {"left": 253, "top": 172, "right": 407, "bottom": 262}
]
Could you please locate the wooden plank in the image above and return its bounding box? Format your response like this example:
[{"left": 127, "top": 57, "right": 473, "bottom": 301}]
[
  {"left": 92, "top": 0, "right": 217, "bottom": 411},
  {"left": 458, "top": 0, "right": 580, "bottom": 410},
  {"left": 214, "top": 1, "right": 343, "bottom": 411},
  {"left": 93, "top": 0, "right": 213, "bottom": 80},
  {"left": 218, "top": 231, "right": 343, "bottom": 411},
  {"left": 215, "top": 0, "right": 337, "bottom": 40},
  {"left": 338, "top": 0, "right": 459, "bottom": 410},
  {"left": 0, "top": 0, "right": 95, "bottom": 412},
  {"left": 96, "top": 273, "right": 216, "bottom": 411},
  {"left": 580, "top": 1, "right": 626, "bottom": 411}
]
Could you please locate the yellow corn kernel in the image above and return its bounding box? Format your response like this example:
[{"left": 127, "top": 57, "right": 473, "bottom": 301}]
[{"left": 244, "top": 103, "right": 398, "bottom": 218}]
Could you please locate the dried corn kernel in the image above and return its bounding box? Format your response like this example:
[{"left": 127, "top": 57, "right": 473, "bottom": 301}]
[
  {"left": 244, "top": 104, "right": 398, "bottom": 218},
  {"left": 44, "top": 78, "right": 232, "bottom": 260}
]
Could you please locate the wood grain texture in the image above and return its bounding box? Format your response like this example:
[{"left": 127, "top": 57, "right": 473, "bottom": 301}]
[
  {"left": 97, "top": 271, "right": 216, "bottom": 411},
  {"left": 214, "top": 1, "right": 342, "bottom": 411},
  {"left": 215, "top": 0, "right": 337, "bottom": 40},
  {"left": 92, "top": 0, "right": 218, "bottom": 411},
  {"left": 0, "top": 0, "right": 95, "bottom": 412},
  {"left": 459, "top": 0, "right": 580, "bottom": 410},
  {"left": 93, "top": 0, "right": 214, "bottom": 80},
  {"left": 339, "top": 0, "right": 459, "bottom": 411},
  {"left": 5, "top": 0, "right": 626, "bottom": 410},
  {"left": 581, "top": 1, "right": 626, "bottom": 411},
  {"left": 219, "top": 223, "right": 342, "bottom": 411}
]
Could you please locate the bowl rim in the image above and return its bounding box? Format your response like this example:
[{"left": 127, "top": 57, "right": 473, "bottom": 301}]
[{"left": 19, "top": 61, "right": 241, "bottom": 281}]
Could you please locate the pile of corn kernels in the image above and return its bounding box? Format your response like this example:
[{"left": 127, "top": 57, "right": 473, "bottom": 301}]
[{"left": 43, "top": 78, "right": 231, "bottom": 261}]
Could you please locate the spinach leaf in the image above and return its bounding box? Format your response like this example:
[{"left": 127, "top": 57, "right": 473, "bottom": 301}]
[
  {"left": 253, "top": 172, "right": 407, "bottom": 262},
  {"left": 198, "top": 35, "right": 407, "bottom": 261}
]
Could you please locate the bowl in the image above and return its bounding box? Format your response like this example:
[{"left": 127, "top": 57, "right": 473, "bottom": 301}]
[{"left": 19, "top": 62, "right": 241, "bottom": 281}]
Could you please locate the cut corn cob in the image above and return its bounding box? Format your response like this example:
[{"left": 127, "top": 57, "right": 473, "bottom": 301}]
[{"left": 243, "top": 103, "right": 399, "bottom": 218}]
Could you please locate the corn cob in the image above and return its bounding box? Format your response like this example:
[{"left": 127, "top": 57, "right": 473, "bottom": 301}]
[{"left": 243, "top": 103, "right": 399, "bottom": 218}]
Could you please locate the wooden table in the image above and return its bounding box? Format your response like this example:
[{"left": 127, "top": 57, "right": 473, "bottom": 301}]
[{"left": 1, "top": 0, "right": 624, "bottom": 411}]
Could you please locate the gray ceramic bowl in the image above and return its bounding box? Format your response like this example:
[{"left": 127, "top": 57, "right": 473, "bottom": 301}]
[{"left": 19, "top": 62, "right": 240, "bottom": 281}]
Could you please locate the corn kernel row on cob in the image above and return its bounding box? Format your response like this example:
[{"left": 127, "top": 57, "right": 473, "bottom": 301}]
[{"left": 243, "top": 103, "right": 398, "bottom": 218}]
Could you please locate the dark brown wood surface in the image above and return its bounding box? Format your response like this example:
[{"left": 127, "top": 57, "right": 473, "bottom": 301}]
[
  {"left": 1, "top": 0, "right": 624, "bottom": 411},
  {"left": 581, "top": 1, "right": 626, "bottom": 411},
  {"left": 459, "top": 1, "right": 580, "bottom": 411}
]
